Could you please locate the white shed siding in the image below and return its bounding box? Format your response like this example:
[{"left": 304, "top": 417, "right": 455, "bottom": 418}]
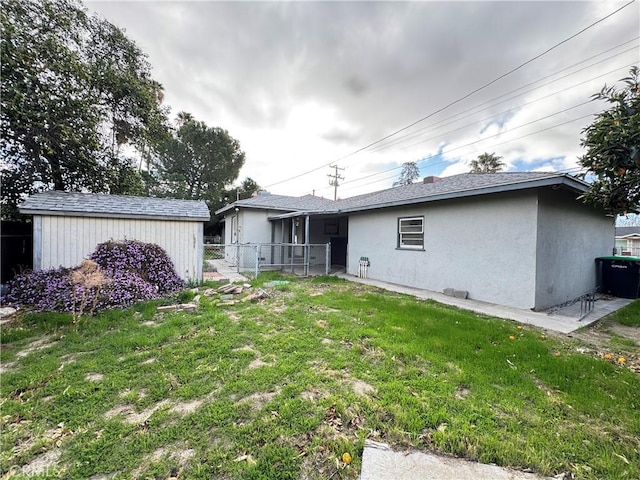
[
  {"left": 347, "top": 190, "right": 539, "bottom": 309},
  {"left": 534, "top": 189, "right": 614, "bottom": 309},
  {"left": 37, "top": 215, "right": 202, "bottom": 282}
]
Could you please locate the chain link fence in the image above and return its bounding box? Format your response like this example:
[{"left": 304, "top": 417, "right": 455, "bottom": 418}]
[{"left": 204, "top": 243, "right": 330, "bottom": 277}]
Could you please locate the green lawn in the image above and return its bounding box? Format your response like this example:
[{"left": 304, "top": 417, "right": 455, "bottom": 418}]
[
  {"left": 1, "top": 275, "right": 639, "bottom": 479},
  {"left": 613, "top": 300, "right": 640, "bottom": 327}
]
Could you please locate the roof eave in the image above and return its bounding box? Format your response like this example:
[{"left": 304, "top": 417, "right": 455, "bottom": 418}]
[
  {"left": 215, "top": 203, "right": 303, "bottom": 215},
  {"left": 339, "top": 176, "right": 588, "bottom": 214},
  {"left": 267, "top": 210, "right": 340, "bottom": 220},
  {"left": 19, "top": 208, "right": 210, "bottom": 222}
]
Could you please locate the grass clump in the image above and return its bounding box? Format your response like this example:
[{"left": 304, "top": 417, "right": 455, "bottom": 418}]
[
  {"left": 1, "top": 275, "right": 639, "bottom": 479},
  {"left": 612, "top": 299, "right": 640, "bottom": 326}
]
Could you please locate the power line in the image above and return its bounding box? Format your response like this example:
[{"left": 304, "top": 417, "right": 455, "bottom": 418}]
[
  {"left": 339, "top": 112, "right": 598, "bottom": 194},
  {"left": 310, "top": 60, "right": 635, "bottom": 194},
  {"left": 367, "top": 51, "right": 638, "bottom": 154},
  {"left": 263, "top": 1, "right": 636, "bottom": 190},
  {"left": 389, "top": 63, "right": 636, "bottom": 154}
]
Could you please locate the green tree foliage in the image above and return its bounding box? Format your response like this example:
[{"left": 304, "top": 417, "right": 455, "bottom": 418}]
[
  {"left": 469, "top": 152, "right": 505, "bottom": 173},
  {"left": 154, "top": 115, "right": 246, "bottom": 233},
  {"left": 393, "top": 161, "right": 421, "bottom": 186},
  {"left": 1, "top": 0, "right": 169, "bottom": 218},
  {"left": 225, "top": 177, "right": 261, "bottom": 202},
  {"left": 579, "top": 67, "right": 640, "bottom": 215},
  {"left": 155, "top": 116, "right": 245, "bottom": 201}
]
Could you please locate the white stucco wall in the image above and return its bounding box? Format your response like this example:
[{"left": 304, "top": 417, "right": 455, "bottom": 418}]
[
  {"left": 347, "top": 191, "right": 540, "bottom": 309},
  {"left": 534, "top": 189, "right": 614, "bottom": 309},
  {"left": 35, "top": 215, "right": 203, "bottom": 282}
]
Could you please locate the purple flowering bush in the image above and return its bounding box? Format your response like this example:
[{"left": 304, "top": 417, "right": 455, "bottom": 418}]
[
  {"left": 90, "top": 240, "right": 184, "bottom": 295},
  {"left": 4, "top": 267, "right": 76, "bottom": 312},
  {"left": 5, "top": 240, "right": 185, "bottom": 314}
]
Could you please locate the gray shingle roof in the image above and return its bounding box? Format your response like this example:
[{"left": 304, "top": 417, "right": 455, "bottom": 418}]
[
  {"left": 336, "top": 172, "right": 588, "bottom": 212},
  {"left": 216, "top": 193, "right": 337, "bottom": 215},
  {"left": 19, "top": 191, "right": 211, "bottom": 221},
  {"left": 216, "top": 172, "right": 588, "bottom": 216},
  {"left": 616, "top": 226, "right": 640, "bottom": 237}
]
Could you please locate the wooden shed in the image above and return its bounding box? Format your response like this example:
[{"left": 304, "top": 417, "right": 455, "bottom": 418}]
[{"left": 19, "top": 191, "right": 210, "bottom": 282}]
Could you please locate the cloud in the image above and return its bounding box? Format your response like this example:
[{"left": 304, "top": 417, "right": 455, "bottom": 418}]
[{"left": 88, "top": 0, "right": 639, "bottom": 197}]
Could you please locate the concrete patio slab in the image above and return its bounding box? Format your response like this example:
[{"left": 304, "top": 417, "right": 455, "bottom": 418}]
[
  {"left": 336, "top": 274, "right": 633, "bottom": 334},
  {"left": 360, "top": 441, "right": 549, "bottom": 480},
  {"left": 207, "top": 259, "right": 248, "bottom": 283}
]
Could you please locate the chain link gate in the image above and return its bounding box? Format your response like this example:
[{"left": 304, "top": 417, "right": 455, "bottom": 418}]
[{"left": 204, "top": 243, "right": 331, "bottom": 277}]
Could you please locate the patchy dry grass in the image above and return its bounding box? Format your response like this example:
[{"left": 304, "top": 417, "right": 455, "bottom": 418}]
[{"left": 1, "top": 276, "right": 639, "bottom": 479}]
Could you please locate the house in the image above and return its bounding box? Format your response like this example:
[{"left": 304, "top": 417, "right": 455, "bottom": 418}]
[
  {"left": 615, "top": 226, "right": 640, "bottom": 256},
  {"left": 19, "top": 191, "right": 210, "bottom": 282},
  {"left": 217, "top": 172, "right": 614, "bottom": 310}
]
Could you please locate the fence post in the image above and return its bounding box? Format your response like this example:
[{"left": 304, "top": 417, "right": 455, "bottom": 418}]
[
  {"left": 255, "top": 244, "right": 260, "bottom": 278},
  {"left": 325, "top": 243, "right": 330, "bottom": 275}
]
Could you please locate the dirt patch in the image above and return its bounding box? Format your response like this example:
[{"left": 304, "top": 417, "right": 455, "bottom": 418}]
[
  {"left": 141, "top": 357, "right": 157, "bottom": 365},
  {"left": 350, "top": 378, "right": 377, "bottom": 397},
  {"left": 104, "top": 400, "right": 171, "bottom": 424},
  {"left": 300, "top": 388, "right": 329, "bottom": 402},
  {"left": 233, "top": 345, "right": 259, "bottom": 355},
  {"left": 19, "top": 448, "right": 62, "bottom": 476},
  {"left": 141, "top": 320, "right": 160, "bottom": 327},
  {"left": 558, "top": 319, "right": 640, "bottom": 374},
  {"left": 85, "top": 373, "right": 104, "bottom": 382},
  {"left": 170, "top": 399, "right": 203, "bottom": 415},
  {"left": 321, "top": 338, "right": 332, "bottom": 345},
  {"left": 237, "top": 388, "right": 281, "bottom": 410},
  {"left": 0, "top": 361, "right": 15, "bottom": 374},
  {"left": 454, "top": 385, "right": 471, "bottom": 400},
  {"left": 247, "top": 358, "right": 272, "bottom": 369},
  {"left": 16, "top": 336, "right": 58, "bottom": 358},
  {"left": 60, "top": 351, "right": 93, "bottom": 366}
]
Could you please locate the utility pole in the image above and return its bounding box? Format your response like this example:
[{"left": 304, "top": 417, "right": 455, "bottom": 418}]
[{"left": 327, "top": 164, "right": 345, "bottom": 201}]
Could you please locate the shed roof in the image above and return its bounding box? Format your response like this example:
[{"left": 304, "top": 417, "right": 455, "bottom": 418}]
[
  {"left": 19, "top": 191, "right": 210, "bottom": 221},
  {"left": 217, "top": 172, "right": 589, "bottom": 216}
]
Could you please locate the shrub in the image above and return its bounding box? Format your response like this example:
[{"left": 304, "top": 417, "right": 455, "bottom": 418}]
[
  {"left": 5, "top": 267, "right": 76, "bottom": 312},
  {"left": 90, "top": 240, "right": 184, "bottom": 294},
  {"left": 6, "top": 240, "right": 185, "bottom": 314}
]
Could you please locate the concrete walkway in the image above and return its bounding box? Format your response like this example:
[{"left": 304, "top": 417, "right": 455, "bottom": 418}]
[
  {"left": 204, "top": 260, "right": 248, "bottom": 283},
  {"left": 361, "top": 441, "right": 549, "bottom": 480},
  {"left": 336, "top": 273, "right": 633, "bottom": 334}
]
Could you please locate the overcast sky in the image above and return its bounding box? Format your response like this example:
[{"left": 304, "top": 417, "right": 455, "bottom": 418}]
[{"left": 87, "top": 0, "right": 640, "bottom": 199}]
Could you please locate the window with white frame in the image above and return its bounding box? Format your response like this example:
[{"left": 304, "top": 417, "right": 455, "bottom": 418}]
[{"left": 398, "top": 216, "right": 424, "bottom": 249}]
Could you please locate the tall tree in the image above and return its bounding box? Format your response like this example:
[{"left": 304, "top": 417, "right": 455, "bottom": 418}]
[
  {"left": 155, "top": 115, "right": 246, "bottom": 204},
  {"left": 469, "top": 152, "right": 505, "bottom": 173},
  {"left": 393, "top": 161, "right": 421, "bottom": 186},
  {"left": 579, "top": 66, "right": 640, "bottom": 216},
  {"left": 1, "top": 0, "right": 169, "bottom": 219}
]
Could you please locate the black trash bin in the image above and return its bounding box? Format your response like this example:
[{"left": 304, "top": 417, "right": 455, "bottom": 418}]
[{"left": 596, "top": 256, "right": 640, "bottom": 299}]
